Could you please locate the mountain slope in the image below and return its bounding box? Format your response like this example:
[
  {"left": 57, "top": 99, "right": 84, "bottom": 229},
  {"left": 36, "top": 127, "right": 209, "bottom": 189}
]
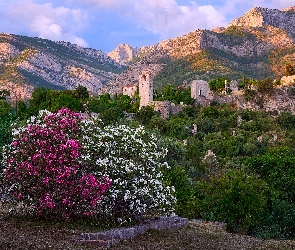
[
  {"left": 0, "top": 33, "right": 125, "bottom": 99},
  {"left": 104, "top": 6, "right": 295, "bottom": 94}
]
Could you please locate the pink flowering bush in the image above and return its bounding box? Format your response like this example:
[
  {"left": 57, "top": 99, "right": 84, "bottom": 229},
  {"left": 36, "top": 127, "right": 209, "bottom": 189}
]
[{"left": 1, "top": 108, "right": 111, "bottom": 219}]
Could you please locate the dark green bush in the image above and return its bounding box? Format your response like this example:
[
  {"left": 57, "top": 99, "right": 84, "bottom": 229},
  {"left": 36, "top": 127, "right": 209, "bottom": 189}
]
[
  {"left": 251, "top": 199, "right": 295, "bottom": 239},
  {"left": 245, "top": 154, "right": 295, "bottom": 202},
  {"left": 196, "top": 169, "right": 268, "bottom": 233},
  {"left": 277, "top": 112, "right": 295, "bottom": 130}
]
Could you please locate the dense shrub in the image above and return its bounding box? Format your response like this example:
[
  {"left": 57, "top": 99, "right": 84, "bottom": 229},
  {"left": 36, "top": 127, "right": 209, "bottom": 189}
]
[
  {"left": 1, "top": 109, "right": 111, "bottom": 219},
  {"left": 2, "top": 109, "right": 175, "bottom": 221},
  {"left": 0, "top": 113, "right": 14, "bottom": 167},
  {"left": 277, "top": 112, "right": 295, "bottom": 130},
  {"left": 165, "top": 166, "right": 196, "bottom": 218},
  {"left": 245, "top": 154, "right": 295, "bottom": 202},
  {"left": 196, "top": 169, "right": 268, "bottom": 233},
  {"left": 252, "top": 199, "right": 295, "bottom": 239},
  {"left": 80, "top": 124, "right": 176, "bottom": 220}
]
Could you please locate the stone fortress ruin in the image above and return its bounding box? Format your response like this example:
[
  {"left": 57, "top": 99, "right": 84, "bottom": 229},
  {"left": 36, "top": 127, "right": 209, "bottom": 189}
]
[
  {"left": 122, "top": 70, "right": 240, "bottom": 118},
  {"left": 123, "top": 69, "right": 295, "bottom": 118},
  {"left": 139, "top": 70, "right": 184, "bottom": 118}
]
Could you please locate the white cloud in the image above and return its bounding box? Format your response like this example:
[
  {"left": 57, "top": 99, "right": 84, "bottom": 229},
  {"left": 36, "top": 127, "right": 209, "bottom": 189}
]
[
  {"left": 76, "top": 0, "right": 228, "bottom": 39},
  {"left": 1, "top": 0, "right": 89, "bottom": 47}
]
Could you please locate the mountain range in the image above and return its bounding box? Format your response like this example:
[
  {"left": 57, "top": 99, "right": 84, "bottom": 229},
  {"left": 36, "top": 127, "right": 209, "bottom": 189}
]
[
  {"left": 0, "top": 6, "right": 295, "bottom": 99},
  {"left": 0, "top": 33, "right": 125, "bottom": 99}
]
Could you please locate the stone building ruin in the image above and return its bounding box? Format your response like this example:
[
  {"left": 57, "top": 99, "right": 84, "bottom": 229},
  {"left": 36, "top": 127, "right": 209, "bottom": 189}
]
[
  {"left": 138, "top": 70, "right": 184, "bottom": 118},
  {"left": 191, "top": 80, "right": 214, "bottom": 105},
  {"left": 139, "top": 70, "right": 153, "bottom": 108}
]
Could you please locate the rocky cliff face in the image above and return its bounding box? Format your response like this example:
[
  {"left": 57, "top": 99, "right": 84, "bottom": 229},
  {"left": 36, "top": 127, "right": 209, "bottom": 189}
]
[
  {"left": 230, "top": 7, "right": 295, "bottom": 34},
  {"left": 108, "top": 44, "right": 140, "bottom": 65},
  {"left": 104, "top": 6, "right": 295, "bottom": 95},
  {"left": 0, "top": 33, "right": 125, "bottom": 100}
]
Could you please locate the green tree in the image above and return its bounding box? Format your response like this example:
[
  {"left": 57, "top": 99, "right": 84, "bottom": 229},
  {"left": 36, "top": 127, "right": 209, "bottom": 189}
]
[
  {"left": 256, "top": 78, "right": 274, "bottom": 94},
  {"left": 87, "top": 94, "right": 113, "bottom": 113},
  {"left": 99, "top": 106, "right": 125, "bottom": 125},
  {"left": 50, "top": 92, "right": 84, "bottom": 112},
  {"left": 0, "top": 89, "right": 10, "bottom": 100},
  {"left": 74, "top": 85, "right": 89, "bottom": 100},
  {"left": 134, "top": 106, "right": 159, "bottom": 125},
  {"left": 197, "top": 169, "right": 268, "bottom": 233},
  {"left": 277, "top": 112, "right": 295, "bottom": 130},
  {"left": 208, "top": 78, "right": 227, "bottom": 92}
]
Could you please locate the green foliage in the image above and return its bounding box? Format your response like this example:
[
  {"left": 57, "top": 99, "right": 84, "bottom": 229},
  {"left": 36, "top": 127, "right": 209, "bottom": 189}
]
[
  {"left": 208, "top": 78, "right": 227, "bottom": 92},
  {"left": 134, "top": 106, "right": 160, "bottom": 126},
  {"left": 196, "top": 169, "right": 268, "bottom": 233},
  {"left": 16, "top": 100, "right": 27, "bottom": 120},
  {"left": 27, "top": 87, "right": 85, "bottom": 116},
  {"left": 0, "top": 100, "right": 13, "bottom": 119},
  {"left": 164, "top": 117, "right": 192, "bottom": 140},
  {"left": 154, "top": 84, "right": 194, "bottom": 105},
  {"left": 252, "top": 199, "right": 295, "bottom": 239},
  {"left": 74, "top": 85, "right": 89, "bottom": 100},
  {"left": 99, "top": 106, "right": 125, "bottom": 125},
  {"left": 50, "top": 92, "right": 84, "bottom": 112},
  {"left": 87, "top": 94, "right": 134, "bottom": 116},
  {"left": 0, "top": 112, "right": 14, "bottom": 164},
  {"left": 277, "top": 112, "right": 295, "bottom": 130},
  {"left": 201, "top": 106, "right": 220, "bottom": 118},
  {"left": 256, "top": 78, "right": 274, "bottom": 94},
  {"left": 243, "top": 88, "right": 257, "bottom": 101},
  {"left": 0, "top": 90, "right": 10, "bottom": 100},
  {"left": 165, "top": 166, "right": 196, "bottom": 218},
  {"left": 245, "top": 153, "right": 295, "bottom": 202}
]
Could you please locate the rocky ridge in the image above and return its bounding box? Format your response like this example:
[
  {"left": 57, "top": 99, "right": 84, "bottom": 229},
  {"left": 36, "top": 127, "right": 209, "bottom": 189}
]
[{"left": 0, "top": 33, "right": 125, "bottom": 100}]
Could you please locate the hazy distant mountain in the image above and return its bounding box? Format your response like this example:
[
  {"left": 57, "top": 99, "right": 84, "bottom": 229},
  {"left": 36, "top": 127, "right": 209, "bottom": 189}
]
[
  {"left": 0, "top": 33, "right": 125, "bottom": 100},
  {"left": 104, "top": 6, "right": 295, "bottom": 94}
]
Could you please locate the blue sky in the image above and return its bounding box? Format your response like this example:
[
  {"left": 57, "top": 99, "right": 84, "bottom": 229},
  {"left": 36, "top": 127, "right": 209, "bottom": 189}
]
[{"left": 0, "top": 0, "right": 293, "bottom": 53}]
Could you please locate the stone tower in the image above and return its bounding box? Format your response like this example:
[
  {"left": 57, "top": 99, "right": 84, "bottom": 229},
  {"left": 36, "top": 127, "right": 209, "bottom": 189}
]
[
  {"left": 139, "top": 70, "right": 153, "bottom": 108},
  {"left": 191, "top": 80, "right": 210, "bottom": 99}
]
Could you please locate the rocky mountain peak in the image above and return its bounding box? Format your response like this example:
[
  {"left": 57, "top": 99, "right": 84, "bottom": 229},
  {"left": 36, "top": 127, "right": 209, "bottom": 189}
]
[
  {"left": 108, "top": 44, "right": 140, "bottom": 65},
  {"left": 230, "top": 7, "right": 295, "bottom": 34}
]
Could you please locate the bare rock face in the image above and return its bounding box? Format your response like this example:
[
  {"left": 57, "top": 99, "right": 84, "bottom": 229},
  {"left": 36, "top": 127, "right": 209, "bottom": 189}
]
[
  {"left": 230, "top": 7, "right": 295, "bottom": 34},
  {"left": 0, "top": 43, "right": 20, "bottom": 63},
  {"left": 281, "top": 75, "right": 295, "bottom": 86},
  {"left": 108, "top": 44, "right": 140, "bottom": 65},
  {"left": 0, "top": 33, "right": 124, "bottom": 99}
]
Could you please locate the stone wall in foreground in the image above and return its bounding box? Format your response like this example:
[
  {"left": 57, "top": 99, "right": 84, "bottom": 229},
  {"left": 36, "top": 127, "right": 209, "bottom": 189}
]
[{"left": 75, "top": 215, "right": 188, "bottom": 247}]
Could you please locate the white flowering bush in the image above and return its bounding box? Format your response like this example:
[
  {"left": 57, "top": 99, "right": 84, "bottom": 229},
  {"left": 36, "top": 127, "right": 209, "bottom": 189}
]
[
  {"left": 1, "top": 109, "right": 176, "bottom": 221},
  {"left": 80, "top": 123, "right": 176, "bottom": 220}
]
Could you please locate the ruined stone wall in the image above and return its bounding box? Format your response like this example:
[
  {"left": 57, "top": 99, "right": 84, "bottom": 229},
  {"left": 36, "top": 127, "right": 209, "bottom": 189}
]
[
  {"left": 151, "top": 101, "right": 171, "bottom": 118},
  {"left": 123, "top": 85, "right": 137, "bottom": 97},
  {"left": 170, "top": 104, "right": 185, "bottom": 116}
]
